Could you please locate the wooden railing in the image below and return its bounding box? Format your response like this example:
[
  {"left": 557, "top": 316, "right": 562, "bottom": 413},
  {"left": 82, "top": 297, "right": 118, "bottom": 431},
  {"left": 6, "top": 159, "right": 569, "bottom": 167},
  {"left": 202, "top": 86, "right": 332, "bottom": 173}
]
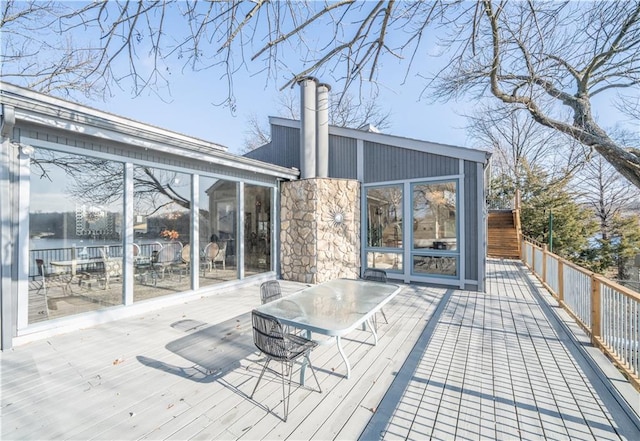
[{"left": 521, "top": 237, "right": 640, "bottom": 392}]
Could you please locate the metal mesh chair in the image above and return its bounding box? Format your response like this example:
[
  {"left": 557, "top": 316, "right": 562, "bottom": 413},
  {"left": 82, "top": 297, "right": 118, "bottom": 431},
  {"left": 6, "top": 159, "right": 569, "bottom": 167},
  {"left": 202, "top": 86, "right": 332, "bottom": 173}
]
[
  {"left": 260, "top": 280, "right": 282, "bottom": 304},
  {"left": 363, "top": 268, "right": 389, "bottom": 324},
  {"left": 363, "top": 268, "right": 387, "bottom": 283},
  {"left": 250, "top": 310, "right": 322, "bottom": 422}
]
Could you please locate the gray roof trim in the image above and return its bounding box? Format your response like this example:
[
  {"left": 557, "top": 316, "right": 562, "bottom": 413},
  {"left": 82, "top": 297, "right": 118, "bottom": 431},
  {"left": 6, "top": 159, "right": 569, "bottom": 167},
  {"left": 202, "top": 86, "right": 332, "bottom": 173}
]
[
  {"left": 269, "top": 116, "right": 491, "bottom": 165},
  {"left": 1, "top": 83, "right": 299, "bottom": 180}
]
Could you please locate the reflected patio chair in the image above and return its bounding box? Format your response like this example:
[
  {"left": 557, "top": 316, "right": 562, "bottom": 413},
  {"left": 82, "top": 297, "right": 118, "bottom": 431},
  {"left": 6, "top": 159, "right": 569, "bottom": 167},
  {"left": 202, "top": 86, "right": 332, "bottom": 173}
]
[
  {"left": 98, "top": 249, "right": 122, "bottom": 289},
  {"left": 213, "top": 240, "right": 227, "bottom": 270},
  {"left": 250, "top": 310, "right": 322, "bottom": 422},
  {"left": 362, "top": 268, "right": 389, "bottom": 324},
  {"left": 35, "top": 259, "right": 72, "bottom": 316},
  {"left": 202, "top": 242, "right": 219, "bottom": 273},
  {"left": 152, "top": 242, "right": 185, "bottom": 281},
  {"left": 260, "top": 280, "right": 282, "bottom": 304}
]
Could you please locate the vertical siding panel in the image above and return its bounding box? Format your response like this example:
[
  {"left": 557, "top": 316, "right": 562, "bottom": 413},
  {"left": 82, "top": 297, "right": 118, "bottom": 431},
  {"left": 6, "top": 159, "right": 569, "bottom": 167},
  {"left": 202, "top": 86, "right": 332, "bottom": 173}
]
[{"left": 464, "top": 160, "right": 479, "bottom": 281}]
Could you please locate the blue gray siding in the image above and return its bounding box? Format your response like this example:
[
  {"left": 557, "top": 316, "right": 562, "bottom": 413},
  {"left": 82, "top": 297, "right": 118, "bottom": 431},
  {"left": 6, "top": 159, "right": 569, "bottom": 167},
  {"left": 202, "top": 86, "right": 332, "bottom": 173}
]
[
  {"left": 329, "top": 135, "right": 357, "bottom": 179},
  {"left": 463, "top": 160, "right": 479, "bottom": 281},
  {"left": 363, "top": 142, "right": 459, "bottom": 183}
]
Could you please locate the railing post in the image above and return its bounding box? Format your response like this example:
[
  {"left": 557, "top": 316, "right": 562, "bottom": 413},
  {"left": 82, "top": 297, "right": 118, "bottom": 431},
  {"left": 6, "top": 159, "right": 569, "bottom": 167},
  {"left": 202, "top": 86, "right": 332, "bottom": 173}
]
[{"left": 591, "top": 274, "right": 601, "bottom": 345}]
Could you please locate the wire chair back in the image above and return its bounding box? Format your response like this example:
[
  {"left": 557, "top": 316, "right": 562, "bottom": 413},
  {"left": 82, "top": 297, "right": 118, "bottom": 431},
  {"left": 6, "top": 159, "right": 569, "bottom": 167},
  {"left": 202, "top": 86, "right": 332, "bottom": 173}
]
[
  {"left": 260, "top": 280, "right": 282, "bottom": 304},
  {"left": 363, "top": 268, "right": 387, "bottom": 283}
]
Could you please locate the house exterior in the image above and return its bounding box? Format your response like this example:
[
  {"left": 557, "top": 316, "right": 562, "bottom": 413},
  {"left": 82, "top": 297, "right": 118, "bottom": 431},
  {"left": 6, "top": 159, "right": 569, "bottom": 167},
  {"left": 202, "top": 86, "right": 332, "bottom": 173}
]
[
  {"left": 0, "top": 80, "right": 490, "bottom": 350},
  {"left": 0, "top": 83, "right": 297, "bottom": 349},
  {"left": 246, "top": 78, "right": 492, "bottom": 291}
]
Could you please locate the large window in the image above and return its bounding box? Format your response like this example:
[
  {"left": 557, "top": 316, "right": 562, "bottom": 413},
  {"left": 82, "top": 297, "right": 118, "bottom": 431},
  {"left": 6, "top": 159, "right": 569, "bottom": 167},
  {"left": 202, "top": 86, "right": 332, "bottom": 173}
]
[
  {"left": 365, "top": 185, "right": 403, "bottom": 272},
  {"left": 200, "top": 178, "right": 238, "bottom": 286},
  {"left": 365, "top": 180, "right": 460, "bottom": 280},
  {"left": 244, "top": 185, "right": 272, "bottom": 275},
  {"left": 26, "top": 148, "right": 277, "bottom": 324},
  {"left": 411, "top": 181, "right": 458, "bottom": 277},
  {"left": 133, "top": 166, "right": 191, "bottom": 301},
  {"left": 28, "top": 149, "right": 124, "bottom": 323}
]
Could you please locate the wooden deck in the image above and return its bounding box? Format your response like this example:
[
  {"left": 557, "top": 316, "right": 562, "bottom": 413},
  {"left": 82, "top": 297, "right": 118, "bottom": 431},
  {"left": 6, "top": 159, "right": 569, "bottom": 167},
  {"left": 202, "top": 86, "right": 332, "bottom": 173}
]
[{"left": 2, "top": 259, "right": 639, "bottom": 440}]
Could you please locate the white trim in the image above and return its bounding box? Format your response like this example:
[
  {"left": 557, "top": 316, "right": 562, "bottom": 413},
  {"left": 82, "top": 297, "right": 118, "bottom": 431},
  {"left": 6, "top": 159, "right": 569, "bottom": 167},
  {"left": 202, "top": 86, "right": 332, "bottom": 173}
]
[
  {"left": 2, "top": 82, "right": 228, "bottom": 152},
  {"left": 19, "top": 134, "right": 298, "bottom": 181},
  {"left": 477, "top": 162, "right": 487, "bottom": 292},
  {"left": 356, "top": 139, "right": 364, "bottom": 182},
  {"left": 270, "top": 116, "right": 490, "bottom": 164},
  {"left": 124, "top": 163, "right": 134, "bottom": 305},
  {"left": 458, "top": 159, "right": 466, "bottom": 289},
  {"left": 16, "top": 144, "right": 30, "bottom": 330},
  {"left": 403, "top": 183, "right": 411, "bottom": 284},
  {"left": 191, "top": 174, "right": 200, "bottom": 290},
  {"left": 238, "top": 182, "right": 245, "bottom": 279},
  {"left": 0, "top": 134, "right": 14, "bottom": 348}
]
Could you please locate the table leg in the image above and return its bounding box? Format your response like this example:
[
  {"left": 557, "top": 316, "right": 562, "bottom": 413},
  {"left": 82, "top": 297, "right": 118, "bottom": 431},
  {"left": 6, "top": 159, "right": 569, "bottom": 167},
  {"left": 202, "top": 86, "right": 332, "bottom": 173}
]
[
  {"left": 299, "top": 329, "right": 312, "bottom": 386},
  {"left": 336, "top": 336, "right": 351, "bottom": 379},
  {"left": 365, "top": 318, "right": 378, "bottom": 345}
]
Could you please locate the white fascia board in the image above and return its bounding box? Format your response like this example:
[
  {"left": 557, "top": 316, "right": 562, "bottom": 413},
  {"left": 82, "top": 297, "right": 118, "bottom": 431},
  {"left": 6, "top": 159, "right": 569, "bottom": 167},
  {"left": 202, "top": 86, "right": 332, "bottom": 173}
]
[
  {"left": 1, "top": 83, "right": 228, "bottom": 153},
  {"left": 269, "top": 116, "right": 491, "bottom": 165},
  {"left": 2, "top": 84, "right": 299, "bottom": 180}
]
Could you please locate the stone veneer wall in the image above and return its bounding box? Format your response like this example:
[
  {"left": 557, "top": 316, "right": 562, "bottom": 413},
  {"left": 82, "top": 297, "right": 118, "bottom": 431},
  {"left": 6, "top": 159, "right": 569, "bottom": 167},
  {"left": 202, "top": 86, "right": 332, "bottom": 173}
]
[{"left": 280, "top": 178, "right": 360, "bottom": 284}]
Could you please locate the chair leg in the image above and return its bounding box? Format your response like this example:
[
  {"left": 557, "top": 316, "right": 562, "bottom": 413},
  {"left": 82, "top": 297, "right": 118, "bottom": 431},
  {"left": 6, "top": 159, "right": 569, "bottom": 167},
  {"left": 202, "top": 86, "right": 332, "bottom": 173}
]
[
  {"left": 282, "top": 360, "right": 294, "bottom": 422},
  {"left": 250, "top": 359, "right": 271, "bottom": 399},
  {"left": 305, "top": 353, "right": 322, "bottom": 394}
]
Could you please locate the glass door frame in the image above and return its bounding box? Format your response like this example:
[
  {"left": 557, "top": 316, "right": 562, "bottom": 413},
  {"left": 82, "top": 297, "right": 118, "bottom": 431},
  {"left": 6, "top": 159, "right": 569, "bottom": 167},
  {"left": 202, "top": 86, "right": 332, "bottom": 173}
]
[{"left": 362, "top": 177, "right": 463, "bottom": 286}]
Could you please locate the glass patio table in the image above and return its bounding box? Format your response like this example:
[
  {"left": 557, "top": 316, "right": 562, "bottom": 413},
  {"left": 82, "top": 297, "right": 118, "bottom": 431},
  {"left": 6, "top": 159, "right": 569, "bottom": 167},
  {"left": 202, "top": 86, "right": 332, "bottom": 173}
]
[{"left": 255, "top": 278, "right": 401, "bottom": 382}]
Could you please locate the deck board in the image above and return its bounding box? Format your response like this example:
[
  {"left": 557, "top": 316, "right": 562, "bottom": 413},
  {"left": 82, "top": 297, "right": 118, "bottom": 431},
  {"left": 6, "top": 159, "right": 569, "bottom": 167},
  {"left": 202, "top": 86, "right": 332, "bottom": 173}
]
[{"left": 2, "top": 261, "right": 639, "bottom": 440}]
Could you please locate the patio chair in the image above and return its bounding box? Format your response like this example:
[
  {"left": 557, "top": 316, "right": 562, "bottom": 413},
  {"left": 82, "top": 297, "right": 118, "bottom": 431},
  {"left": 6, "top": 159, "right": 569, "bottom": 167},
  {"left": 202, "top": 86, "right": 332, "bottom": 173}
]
[
  {"left": 249, "top": 310, "right": 322, "bottom": 422},
  {"left": 260, "top": 280, "right": 282, "bottom": 304},
  {"left": 363, "top": 268, "right": 387, "bottom": 283},
  {"left": 35, "top": 259, "right": 73, "bottom": 316},
  {"left": 362, "top": 268, "right": 389, "bottom": 324}
]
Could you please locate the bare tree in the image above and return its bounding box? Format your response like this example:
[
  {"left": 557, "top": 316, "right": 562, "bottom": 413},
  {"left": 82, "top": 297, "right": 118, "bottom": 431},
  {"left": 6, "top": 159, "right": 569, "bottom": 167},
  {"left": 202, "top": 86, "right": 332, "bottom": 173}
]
[
  {"left": 575, "top": 155, "right": 639, "bottom": 241},
  {"left": 242, "top": 89, "right": 392, "bottom": 152},
  {"left": 467, "top": 104, "right": 589, "bottom": 185},
  {"left": 430, "top": 1, "right": 640, "bottom": 189},
  {"left": 3, "top": 1, "right": 639, "bottom": 188}
]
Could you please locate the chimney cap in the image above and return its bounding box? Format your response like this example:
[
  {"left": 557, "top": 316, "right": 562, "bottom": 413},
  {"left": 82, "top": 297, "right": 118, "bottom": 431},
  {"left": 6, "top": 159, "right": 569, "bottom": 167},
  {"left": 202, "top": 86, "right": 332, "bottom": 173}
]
[
  {"left": 297, "top": 76, "right": 319, "bottom": 85},
  {"left": 317, "top": 82, "right": 331, "bottom": 91}
]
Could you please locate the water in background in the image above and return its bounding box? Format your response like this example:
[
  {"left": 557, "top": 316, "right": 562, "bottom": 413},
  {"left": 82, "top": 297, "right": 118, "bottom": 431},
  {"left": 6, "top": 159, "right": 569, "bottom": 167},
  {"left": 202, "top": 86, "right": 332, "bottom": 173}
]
[{"left": 30, "top": 238, "right": 161, "bottom": 251}]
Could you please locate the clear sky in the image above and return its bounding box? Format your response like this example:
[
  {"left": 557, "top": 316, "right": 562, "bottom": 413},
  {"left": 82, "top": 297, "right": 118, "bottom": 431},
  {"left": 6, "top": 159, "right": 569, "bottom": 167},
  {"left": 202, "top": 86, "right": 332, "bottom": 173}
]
[{"left": 98, "top": 64, "right": 473, "bottom": 155}]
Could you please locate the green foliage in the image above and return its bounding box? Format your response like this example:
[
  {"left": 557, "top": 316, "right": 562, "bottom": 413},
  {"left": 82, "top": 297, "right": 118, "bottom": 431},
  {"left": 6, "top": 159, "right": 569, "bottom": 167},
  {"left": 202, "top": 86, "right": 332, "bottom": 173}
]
[
  {"left": 578, "top": 214, "right": 640, "bottom": 278},
  {"left": 499, "top": 165, "right": 599, "bottom": 259}
]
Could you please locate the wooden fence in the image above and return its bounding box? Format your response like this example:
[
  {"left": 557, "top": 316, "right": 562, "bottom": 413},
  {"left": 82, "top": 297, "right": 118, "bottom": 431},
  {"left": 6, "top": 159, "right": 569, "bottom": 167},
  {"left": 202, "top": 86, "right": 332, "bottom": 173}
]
[{"left": 521, "top": 237, "right": 639, "bottom": 392}]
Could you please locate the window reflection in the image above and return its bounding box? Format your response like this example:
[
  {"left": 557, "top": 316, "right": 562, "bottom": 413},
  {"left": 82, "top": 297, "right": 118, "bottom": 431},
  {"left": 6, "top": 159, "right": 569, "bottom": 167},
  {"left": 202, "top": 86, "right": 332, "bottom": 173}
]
[
  {"left": 199, "top": 178, "right": 238, "bottom": 286},
  {"left": 412, "top": 182, "right": 457, "bottom": 251},
  {"left": 133, "top": 166, "right": 191, "bottom": 301},
  {"left": 244, "top": 185, "right": 272, "bottom": 275},
  {"left": 28, "top": 149, "right": 124, "bottom": 323},
  {"left": 366, "top": 185, "right": 403, "bottom": 248},
  {"left": 366, "top": 252, "right": 403, "bottom": 271}
]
